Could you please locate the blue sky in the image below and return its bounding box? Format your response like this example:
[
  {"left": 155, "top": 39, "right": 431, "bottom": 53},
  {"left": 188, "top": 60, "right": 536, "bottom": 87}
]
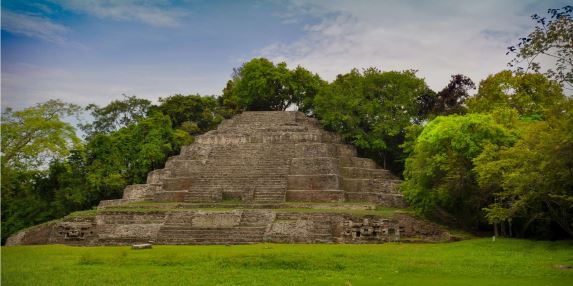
[{"left": 1, "top": 0, "right": 569, "bottom": 110}]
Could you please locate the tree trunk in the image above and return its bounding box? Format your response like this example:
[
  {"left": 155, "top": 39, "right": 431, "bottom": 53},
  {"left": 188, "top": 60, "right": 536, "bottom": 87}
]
[
  {"left": 494, "top": 223, "right": 499, "bottom": 238},
  {"left": 521, "top": 215, "right": 539, "bottom": 237}
]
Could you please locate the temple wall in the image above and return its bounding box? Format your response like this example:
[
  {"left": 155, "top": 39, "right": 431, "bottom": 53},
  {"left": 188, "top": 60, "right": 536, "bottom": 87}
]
[{"left": 6, "top": 210, "right": 450, "bottom": 246}]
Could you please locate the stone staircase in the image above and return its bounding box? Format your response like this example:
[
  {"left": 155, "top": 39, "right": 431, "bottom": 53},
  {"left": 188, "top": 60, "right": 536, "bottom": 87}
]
[{"left": 157, "top": 225, "right": 267, "bottom": 244}]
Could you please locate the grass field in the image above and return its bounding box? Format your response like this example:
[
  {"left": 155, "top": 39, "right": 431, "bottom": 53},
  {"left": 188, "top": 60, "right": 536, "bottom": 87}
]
[{"left": 2, "top": 239, "right": 572, "bottom": 285}]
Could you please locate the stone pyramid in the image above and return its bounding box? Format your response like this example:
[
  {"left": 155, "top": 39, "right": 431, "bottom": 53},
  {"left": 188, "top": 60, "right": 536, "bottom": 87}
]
[
  {"left": 7, "top": 112, "right": 450, "bottom": 246},
  {"left": 102, "top": 111, "right": 404, "bottom": 207}
]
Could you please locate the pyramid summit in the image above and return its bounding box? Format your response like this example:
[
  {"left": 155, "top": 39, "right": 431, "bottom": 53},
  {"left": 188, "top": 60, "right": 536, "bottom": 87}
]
[{"left": 7, "top": 111, "right": 450, "bottom": 245}]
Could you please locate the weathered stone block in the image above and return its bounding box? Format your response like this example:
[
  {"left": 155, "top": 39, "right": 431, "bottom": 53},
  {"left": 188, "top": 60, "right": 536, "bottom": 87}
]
[
  {"left": 191, "top": 211, "right": 242, "bottom": 228},
  {"left": 285, "top": 190, "right": 345, "bottom": 202},
  {"left": 340, "top": 157, "right": 377, "bottom": 169},
  {"left": 132, "top": 243, "right": 153, "bottom": 249},
  {"left": 342, "top": 178, "right": 395, "bottom": 193},
  {"left": 167, "top": 160, "right": 205, "bottom": 177},
  {"left": 336, "top": 144, "right": 357, "bottom": 157},
  {"left": 264, "top": 220, "right": 314, "bottom": 243},
  {"left": 345, "top": 192, "right": 407, "bottom": 208},
  {"left": 123, "top": 184, "right": 155, "bottom": 200},
  {"left": 294, "top": 143, "right": 337, "bottom": 157},
  {"left": 287, "top": 174, "right": 341, "bottom": 190},
  {"left": 146, "top": 169, "right": 171, "bottom": 184},
  {"left": 162, "top": 178, "right": 193, "bottom": 191},
  {"left": 179, "top": 145, "right": 211, "bottom": 160},
  {"left": 5, "top": 221, "right": 55, "bottom": 246},
  {"left": 153, "top": 191, "right": 187, "bottom": 202},
  {"left": 340, "top": 167, "right": 394, "bottom": 180},
  {"left": 289, "top": 158, "right": 340, "bottom": 175}
]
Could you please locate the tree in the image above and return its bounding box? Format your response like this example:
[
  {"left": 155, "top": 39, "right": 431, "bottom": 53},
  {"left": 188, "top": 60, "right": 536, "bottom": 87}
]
[
  {"left": 1, "top": 99, "right": 81, "bottom": 169},
  {"left": 507, "top": 6, "right": 573, "bottom": 90},
  {"left": 221, "top": 58, "right": 325, "bottom": 113},
  {"left": 402, "top": 113, "right": 517, "bottom": 227},
  {"left": 313, "top": 68, "right": 432, "bottom": 172},
  {"left": 81, "top": 95, "right": 151, "bottom": 136},
  {"left": 474, "top": 100, "right": 573, "bottom": 238},
  {"left": 0, "top": 99, "right": 81, "bottom": 243},
  {"left": 154, "top": 94, "right": 224, "bottom": 134},
  {"left": 466, "top": 70, "right": 564, "bottom": 117},
  {"left": 85, "top": 112, "right": 191, "bottom": 199},
  {"left": 429, "top": 74, "right": 475, "bottom": 116}
]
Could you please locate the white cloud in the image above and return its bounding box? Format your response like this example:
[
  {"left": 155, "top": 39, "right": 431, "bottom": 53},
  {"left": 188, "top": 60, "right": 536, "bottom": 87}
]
[
  {"left": 1, "top": 10, "right": 69, "bottom": 43},
  {"left": 259, "top": 0, "right": 551, "bottom": 90},
  {"left": 1, "top": 63, "right": 226, "bottom": 111},
  {"left": 53, "top": 0, "right": 187, "bottom": 27}
]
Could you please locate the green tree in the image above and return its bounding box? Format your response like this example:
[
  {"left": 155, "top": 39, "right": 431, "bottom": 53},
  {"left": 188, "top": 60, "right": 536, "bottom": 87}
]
[
  {"left": 85, "top": 112, "right": 191, "bottom": 199},
  {"left": 154, "top": 94, "right": 224, "bottom": 134},
  {"left": 313, "top": 68, "right": 432, "bottom": 172},
  {"left": 221, "top": 58, "right": 324, "bottom": 113},
  {"left": 508, "top": 6, "right": 573, "bottom": 90},
  {"left": 402, "top": 113, "right": 517, "bottom": 227},
  {"left": 466, "top": 70, "right": 564, "bottom": 116},
  {"left": 1, "top": 99, "right": 81, "bottom": 169},
  {"left": 474, "top": 100, "right": 573, "bottom": 238},
  {"left": 0, "top": 99, "right": 81, "bottom": 243},
  {"left": 81, "top": 95, "right": 151, "bottom": 136}
]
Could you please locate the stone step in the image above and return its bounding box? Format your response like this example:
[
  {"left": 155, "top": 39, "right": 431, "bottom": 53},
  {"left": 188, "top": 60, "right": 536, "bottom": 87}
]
[
  {"left": 183, "top": 188, "right": 221, "bottom": 202},
  {"left": 253, "top": 197, "right": 285, "bottom": 203},
  {"left": 252, "top": 188, "right": 286, "bottom": 203},
  {"left": 161, "top": 178, "right": 193, "bottom": 191},
  {"left": 157, "top": 226, "right": 266, "bottom": 243},
  {"left": 289, "top": 157, "right": 340, "bottom": 175},
  {"left": 196, "top": 132, "right": 341, "bottom": 145},
  {"left": 239, "top": 211, "right": 275, "bottom": 225},
  {"left": 294, "top": 143, "right": 337, "bottom": 157},
  {"left": 340, "top": 167, "right": 395, "bottom": 180},
  {"left": 344, "top": 192, "right": 407, "bottom": 208},
  {"left": 152, "top": 191, "right": 188, "bottom": 202},
  {"left": 287, "top": 174, "right": 341, "bottom": 190},
  {"left": 339, "top": 157, "right": 378, "bottom": 169},
  {"left": 285, "top": 190, "right": 345, "bottom": 203},
  {"left": 165, "top": 160, "right": 205, "bottom": 176},
  {"left": 342, "top": 178, "right": 401, "bottom": 193}
]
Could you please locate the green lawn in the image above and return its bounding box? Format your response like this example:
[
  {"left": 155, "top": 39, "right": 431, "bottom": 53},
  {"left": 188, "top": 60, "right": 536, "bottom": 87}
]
[{"left": 2, "top": 239, "right": 572, "bottom": 285}]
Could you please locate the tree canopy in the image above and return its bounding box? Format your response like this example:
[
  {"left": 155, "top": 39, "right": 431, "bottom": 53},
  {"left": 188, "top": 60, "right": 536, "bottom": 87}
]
[
  {"left": 154, "top": 94, "right": 224, "bottom": 134},
  {"left": 402, "top": 113, "right": 517, "bottom": 227},
  {"left": 508, "top": 5, "right": 573, "bottom": 90},
  {"left": 313, "top": 68, "right": 432, "bottom": 171},
  {"left": 1, "top": 99, "right": 81, "bottom": 169},
  {"left": 474, "top": 99, "right": 573, "bottom": 237},
  {"left": 81, "top": 95, "right": 151, "bottom": 136},
  {"left": 466, "top": 70, "right": 564, "bottom": 117},
  {"left": 221, "top": 58, "right": 325, "bottom": 113}
]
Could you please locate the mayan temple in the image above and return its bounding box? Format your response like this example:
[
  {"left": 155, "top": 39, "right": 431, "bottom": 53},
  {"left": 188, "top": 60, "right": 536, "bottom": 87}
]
[{"left": 7, "top": 111, "right": 449, "bottom": 245}]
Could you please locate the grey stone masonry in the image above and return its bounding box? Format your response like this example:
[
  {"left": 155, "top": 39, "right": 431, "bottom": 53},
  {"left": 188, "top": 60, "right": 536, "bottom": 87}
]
[
  {"left": 6, "top": 209, "right": 451, "bottom": 246},
  {"left": 98, "top": 111, "right": 406, "bottom": 207}
]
